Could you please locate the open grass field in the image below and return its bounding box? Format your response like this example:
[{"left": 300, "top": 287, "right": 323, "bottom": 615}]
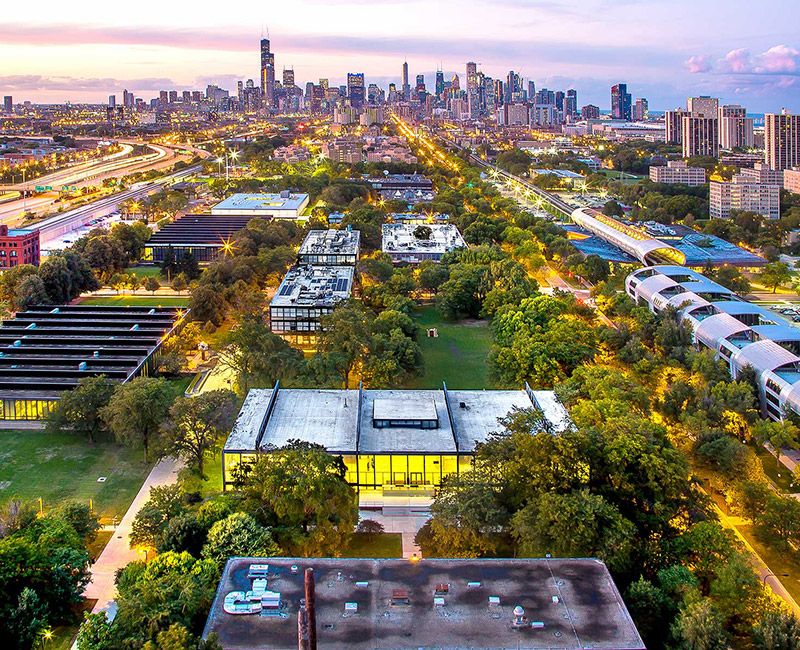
[
  {"left": 739, "top": 524, "right": 800, "bottom": 606},
  {"left": 124, "top": 265, "right": 163, "bottom": 278},
  {"left": 78, "top": 295, "right": 190, "bottom": 307},
  {"left": 0, "top": 430, "right": 153, "bottom": 522},
  {"left": 406, "top": 306, "right": 494, "bottom": 389},
  {"left": 344, "top": 533, "right": 403, "bottom": 558}
]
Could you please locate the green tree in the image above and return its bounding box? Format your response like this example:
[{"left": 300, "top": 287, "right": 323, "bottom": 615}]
[
  {"left": 315, "top": 300, "right": 373, "bottom": 387},
  {"left": 673, "top": 600, "right": 729, "bottom": 650},
  {"left": 189, "top": 285, "right": 225, "bottom": 326},
  {"left": 144, "top": 276, "right": 162, "bottom": 294},
  {"left": 511, "top": 490, "right": 636, "bottom": 572},
  {"left": 238, "top": 442, "right": 358, "bottom": 556},
  {"left": 761, "top": 262, "right": 792, "bottom": 293},
  {"left": 219, "top": 319, "right": 304, "bottom": 392},
  {"left": 101, "top": 377, "right": 173, "bottom": 462},
  {"left": 714, "top": 265, "right": 751, "bottom": 295},
  {"left": 130, "top": 484, "right": 186, "bottom": 549},
  {"left": 753, "top": 611, "right": 800, "bottom": 650},
  {"left": 46, "top": 375, "right": 115, "bottom": 443},
  {"left": 76, "top": 612, "right": 115, "bottom": 650},
  {"left": 201, "top": 512, "right": 279, "bottom": 566},
  {"left": 160, "top": 390, "right": 238, "bottom": 478},
  {"left": 113, "top": 552, "right": 219, "bottom": 647}
]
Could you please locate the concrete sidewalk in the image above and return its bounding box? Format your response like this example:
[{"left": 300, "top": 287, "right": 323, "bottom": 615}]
[{"left": 83, "top": 457, "right": 184, "bottom": 615}]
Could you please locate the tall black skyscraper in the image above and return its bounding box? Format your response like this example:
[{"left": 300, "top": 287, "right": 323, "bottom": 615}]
[
  {"left": 260, "top": 38, "right": 275, "bottom": 109},
  {"left": 347, "top": 73, "right": 365, "bottom": 108},
  {"left": 435, "top": 70, "right": 445, "bottom": 98},
  {"left": 611, "top": 83, "right": 632, "bottom": 120},
  {"left": 402, "top": 61, "right": 410, "bottom": 100}
]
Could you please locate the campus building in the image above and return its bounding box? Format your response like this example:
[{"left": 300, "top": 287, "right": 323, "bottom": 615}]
[
  {"left": 382, "top": 223, "right": 466, "bottom": 264},
  {"left": 210, "top": 192, "right": 310, "bottom": 219},
  {"left": 626, "top": 266, "right": 800, "bottom": 421},
  {"left": 0, "top": 305, "right": 187, "bottom": 421},
  {"left": 366, "top": 174, "right": 436, "bottom": 205},
  {"left": 709, "top": 168, "right": 781, "bottom": 220},
  {"left": 142, "top": 215, "right": 253, "bottom": 263},
  {"left": 649, "top": 160, "right": 706, "bottom": 186},
  {"left": 203, "top": 557, "right": 645, "bottom": 650},
  {"left": 0, "top": 225, "right": 40, "bottom": 268},
  {"left": 298, "top": 229, "right": 360, "bottom": 266},
  {"left": 221, "top": 384, "right": 572, "bottom": 497},
  {"left": 268, "top": 265, "right": 355, "bottom": 346}
]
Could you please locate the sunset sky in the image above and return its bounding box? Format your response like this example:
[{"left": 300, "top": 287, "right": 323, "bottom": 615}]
[{"left": 2, "top": 0, "right": 799, "bottom": 111}]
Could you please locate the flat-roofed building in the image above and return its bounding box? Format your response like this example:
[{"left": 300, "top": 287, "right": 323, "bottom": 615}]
[
  {"left": 0, "top": 225, "right": 40, "bottom": 268},
  {"left": 382, "top": 223, "right": 466, "bottom": 264},
  {"left": 649, "top": 160, "right": 706, "bottom": 186},
  {"left": 210, "top": 192, "right": 310, "bottom": 219},
  {"left": 221, "top": 384, "right": 572, "bottom": 497},
  {"left": 0, "top": 305, "right": 187, "bottom": 421},
  {"left": 298, "top": 229, "right": 360, "bottom": 266},
  {"left": 203, "top": 557, "right": 645, "bottom": 650},
  {"left": 269, "top": 265, "right": 354, "bottom": 346},
  {"left": 143, "top": 214, "right": 253, "bottom": 263},
  {"left": 710, "top": 170, "right": 781, "bottom": 220},
  {"left": 785, "top": 168, "right": 800, "bottom": 195}
]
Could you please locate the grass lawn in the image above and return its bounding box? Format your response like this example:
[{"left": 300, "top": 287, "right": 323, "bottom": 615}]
[
  {"left": 0, "top": 431, "right": 153, "bottom": 522},
  {"left": 124, "top": 265, "right": 162, "bottom": 277},
  {"left": 739, "top": 524, "right": 800, "bottom": 605},
  {"left": 78, "top": 295, "right": 190, "bottom": 307},
  {"left": 406, "top": 306, "right": 495, "bottom": 389},
  {"left": 754, "top": 445, "right": 798, "bottom": 493},
  {"left": 344, "top": 533, "right": 403, "bottom": 558}
]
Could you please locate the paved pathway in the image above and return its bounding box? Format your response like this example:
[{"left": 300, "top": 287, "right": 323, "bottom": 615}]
[
  {"left": 359, "top": 509, "right": 428, "bottom": 559},
  {"left": 83, "top": 457, "right": 184, "bottom": 616}
]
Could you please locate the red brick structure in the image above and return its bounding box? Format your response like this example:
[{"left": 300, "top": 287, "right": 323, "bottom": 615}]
[{"left": 0, "top": 225, "right": 40, "bottom": 268}]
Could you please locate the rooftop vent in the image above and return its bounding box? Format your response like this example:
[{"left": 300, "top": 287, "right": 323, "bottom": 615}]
[
  {"left": 78, "top": 362, "right": 87, "bottom": 371},
  {"left": 391, "top": 589, "right": 410, "bottom": 606},
  {"left": 93, "top": 351, "right": 100, "bottom": 358}
]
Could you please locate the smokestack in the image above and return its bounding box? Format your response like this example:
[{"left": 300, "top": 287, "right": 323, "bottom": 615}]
[
  {"left": 297, "top": 602, "right": 310, "bottom": 650},
  {"left": 305, "top": 568, "right": 317, "bottom": 650}
]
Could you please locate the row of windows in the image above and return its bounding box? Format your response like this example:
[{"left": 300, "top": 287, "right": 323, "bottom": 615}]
[
  {"left": 270, "top": 307, "right": 332, "bottom": 319},
  {"left": 298, "top": 254, "right": 357, "bottom": 265},
  {"left": 0, "top": 399, "right": 56, "bottom": 420},
  {"left": 373, "top": 418, "right": 439, "bottom": 429},
  {"left": 271, "top": 321, "right": 320, "bottom": 332},
  {"left": 223, "top": 452, "right": 474, "bottom": 490}
]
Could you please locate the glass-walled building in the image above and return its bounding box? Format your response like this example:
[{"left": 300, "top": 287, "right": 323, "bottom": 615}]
[
  {"left": 0, "top": 304, "right": 188, "bottom": 421},
  {"left": 221, "top": 383, "right": 573, "bottom": 502}
]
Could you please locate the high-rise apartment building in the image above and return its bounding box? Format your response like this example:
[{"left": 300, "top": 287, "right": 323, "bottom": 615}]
[
  {"left": 581, "top": 104, "right": 600, "bottom": 120},
  {"left": 664, "top": 110, "right": 687, "bottom": 145},
  {"left": 710, "top": 170, "right": 781, "bottom": 219},
  {"left": 3, "top": 96, "right": 12, "bottom": 114},
  {"left": 687, "top": 96, "right": 719, "bottom": 116},
  {"left": 765, "top": 110, "right": 800, "bottom": 171},
  {"left": 611, "top": 83, "right": 632, "bottom": 120},
  {"left": 682, "top": 115, "right": 719, "bottom": 158},
  {"left": 466, "top": 62, "right": 480, "bottom": 118},
  {"left": 565, "top": 90, "right": 578, "bottom": 118},
  {"left": 682, "top": 97, "right": 719, "bottom": 158},
  {"left": 108, "top": 95, "right": 116, "bottom": 108},
  {"left": 260, "top": 38, "right": 275, "bottom": 109},
  {"left": 122, "top": 90, "right": 134, "bottom": 109},
  {"left": 633, "top": 98, "right": 649, "bottom": 121},
  {"left": 347, "top": 73, "right": 365, "bottom": 108},
  {"left": 719, "top": 105, "right": 754, "bottom": 150}
]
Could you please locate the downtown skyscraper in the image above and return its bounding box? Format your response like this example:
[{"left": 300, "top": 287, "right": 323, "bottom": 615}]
[
  {"left": 611, "top": 83, "right": 632, "bottom": 120},
  {"left": 260, "top": 38, "right": 275, "bottom": 109},
  {"left": 402, "top": 61, "right": 410, "bottom": 101}
]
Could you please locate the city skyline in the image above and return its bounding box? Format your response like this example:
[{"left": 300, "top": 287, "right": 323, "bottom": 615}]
[{"left": 1, "top": 0, "right": 800, "bottom": 111}]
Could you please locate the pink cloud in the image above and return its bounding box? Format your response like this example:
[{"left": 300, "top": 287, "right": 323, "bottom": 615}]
[
  {"left": 757, "top": 44, "right": 800, "bottom": 73},
  {"left": 722, "top": 48, "right": 751, "bottom": 73},
  {"left": 684, "top": 55, "right": 711, "bottom": 74}
]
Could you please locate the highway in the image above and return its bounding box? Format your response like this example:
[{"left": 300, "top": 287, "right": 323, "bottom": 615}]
[
  {"left": 0, "top": 141, "right": 200, "bottom": 225},
  {"left": 33, "top": 164, "right": 200, "bottom": 244}
]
